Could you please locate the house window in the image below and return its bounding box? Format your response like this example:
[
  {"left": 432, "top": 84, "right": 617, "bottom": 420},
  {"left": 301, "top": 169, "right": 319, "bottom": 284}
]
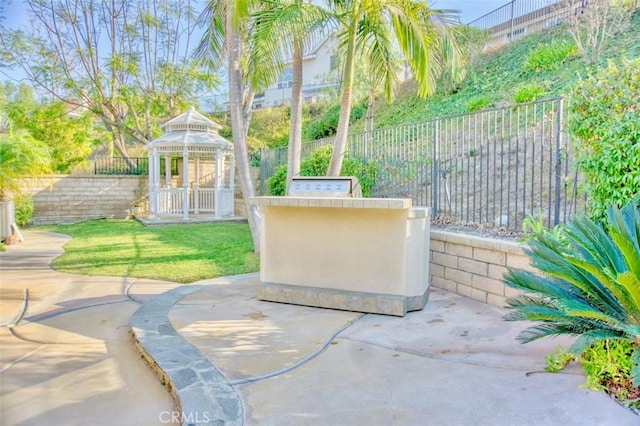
[
  {"left": 277, "top": 67, "right": 293, "bottom": 89},
  {"left": 330, "top": 54, "right": 339, "bottom": 71},
  {"left": 507, "top": 27, "right": 525, "bottom": 41}
]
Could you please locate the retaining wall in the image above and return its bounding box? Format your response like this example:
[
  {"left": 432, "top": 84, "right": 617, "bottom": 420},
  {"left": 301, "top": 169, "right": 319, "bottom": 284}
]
[
  {"left": 21, "top": 175, "right": 247, "bottom": 226},
  {"left": 21, "top": 175, "right": 147, "bottom": 225},
  {"left": 429, "top": 230, "right": 532, "bottom": 308}
]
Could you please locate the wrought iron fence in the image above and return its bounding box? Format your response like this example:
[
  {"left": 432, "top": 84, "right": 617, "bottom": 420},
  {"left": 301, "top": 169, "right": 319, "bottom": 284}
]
[
  {"left": 93, "top": 157, "right": 179, "bottom": 175},
  {"left": 467, "top": 0, "right": 586, "bottom": 49},
  {"left": 259, "top": 97, "right": 584, "bottom": 231}
]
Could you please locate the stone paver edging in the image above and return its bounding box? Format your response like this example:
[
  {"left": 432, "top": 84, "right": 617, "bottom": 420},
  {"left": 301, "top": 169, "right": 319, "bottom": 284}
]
[{"left": 130, "top": 284, "right": 243, "bottom": 426}]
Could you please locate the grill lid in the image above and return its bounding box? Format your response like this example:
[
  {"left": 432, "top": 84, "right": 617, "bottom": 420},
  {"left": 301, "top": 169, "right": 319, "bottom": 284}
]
[{"left": 287, "top": 176, "right": 362, "bottom": 198}]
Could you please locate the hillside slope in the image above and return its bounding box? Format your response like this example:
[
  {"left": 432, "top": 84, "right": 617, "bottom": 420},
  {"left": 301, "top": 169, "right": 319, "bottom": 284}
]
[{"left": 356, "top": 10, "right": 640, "bottom": 130}]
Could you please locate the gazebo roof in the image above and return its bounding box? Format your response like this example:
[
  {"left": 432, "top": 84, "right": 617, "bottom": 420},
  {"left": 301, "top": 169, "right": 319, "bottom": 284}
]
[{"left": 146, "top": 106, "right": 233, "bottom": 151}]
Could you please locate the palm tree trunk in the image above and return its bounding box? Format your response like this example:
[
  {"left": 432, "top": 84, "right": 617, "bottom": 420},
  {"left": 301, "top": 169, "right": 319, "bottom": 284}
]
[
  {"left": 327, "top": 21, "right": 357, "bottom": 177},
  {"left": 227, "top": 2, "right": 261, "bottom": 253},
  {"left": 286, "top": 36, "right": 304, "bottom": 192}
]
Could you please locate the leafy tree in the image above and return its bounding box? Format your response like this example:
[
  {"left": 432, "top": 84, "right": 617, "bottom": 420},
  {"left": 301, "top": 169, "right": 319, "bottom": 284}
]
[
  {"left": 0, "top": 129, "right": 51, "bottom": 201},
  {"left": 504, "top": 199, "right": 640, "bottom": 386},
  {"left": 563, "top": 0, "right": 637, "bottom": 65},
  {"left": 2, "top": 83, "right": 101, "bottom": 173},
  {"left": 0, "top": 0, "right": 216, "bottom": 159},
  {"left": 324, "top": 0, "right": 465, "bottom": 176},
  {"left": 570, "top": 58, "right": 640, "bottom": 221}
]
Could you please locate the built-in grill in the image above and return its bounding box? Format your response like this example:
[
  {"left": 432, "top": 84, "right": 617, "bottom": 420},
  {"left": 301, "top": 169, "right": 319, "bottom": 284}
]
[{"left": 287, "top": 176, "right": 362, "bottom": 198}]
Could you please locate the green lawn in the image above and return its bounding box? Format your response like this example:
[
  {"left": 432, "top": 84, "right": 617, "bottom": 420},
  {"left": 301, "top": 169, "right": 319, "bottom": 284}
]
[{"left": 40, "top": 219, "right": 259, "bottom": 283}]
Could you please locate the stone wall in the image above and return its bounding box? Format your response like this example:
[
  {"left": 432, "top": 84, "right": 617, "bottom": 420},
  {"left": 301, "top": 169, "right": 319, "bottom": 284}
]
[
  {"left": 429, "top": 230, "right": 533, "bottom": 308},
  {"left": 22, "top": 175, "right": 147, "bottom": 225},
  {"left": 21, "top": 175, "right": 247, "bottom": 225}
]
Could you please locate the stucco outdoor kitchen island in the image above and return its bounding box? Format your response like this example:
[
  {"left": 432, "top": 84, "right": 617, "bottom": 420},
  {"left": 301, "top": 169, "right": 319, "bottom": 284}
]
[{"left": 250, "top": 196, "right": 431, "bottom": 316}]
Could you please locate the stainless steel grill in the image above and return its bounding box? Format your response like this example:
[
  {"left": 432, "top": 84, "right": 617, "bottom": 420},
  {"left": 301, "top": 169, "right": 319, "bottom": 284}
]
[{"left": 287, "top": 176, "right": 362, "bottom": 198}]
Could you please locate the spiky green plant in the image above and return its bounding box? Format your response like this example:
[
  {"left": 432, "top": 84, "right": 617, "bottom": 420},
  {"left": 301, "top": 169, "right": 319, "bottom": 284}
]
[{"left": 504, "top": 198, "right": 640, "bottom": 386}]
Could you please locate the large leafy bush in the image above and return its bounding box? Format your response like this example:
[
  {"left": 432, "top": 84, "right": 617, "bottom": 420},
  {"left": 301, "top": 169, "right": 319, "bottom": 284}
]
[
  {"left": 503, "top": 199, "right": 640, "bottom": 388},
  {"left": 570, "top": 58, "right": 640, "bottom": 221},
  {"left": 267, "top": 145, "right": 376, "bottom": 197},
  {"left": 302, "top": 101, "right": 366, "bottom": 141},
  {"left": 14, "top": 194, "right": 34, "bottom": 227},
  {"left": 521, "top": 40, "right": 576, "bottom": 73}
]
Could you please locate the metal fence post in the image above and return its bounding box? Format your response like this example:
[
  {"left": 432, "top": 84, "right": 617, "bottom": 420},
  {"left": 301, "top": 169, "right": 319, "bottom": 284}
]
[
  {"left": 509, "top": 0, "right": 515, "bottom": 41},
  {"left": 554, "top": 96, "right": 563, "bottom": 226}
]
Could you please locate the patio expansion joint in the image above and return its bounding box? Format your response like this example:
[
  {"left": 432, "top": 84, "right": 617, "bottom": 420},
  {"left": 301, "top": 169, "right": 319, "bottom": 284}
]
[{"left": 130, "top": 284, "right": 243, "bottom": 426}]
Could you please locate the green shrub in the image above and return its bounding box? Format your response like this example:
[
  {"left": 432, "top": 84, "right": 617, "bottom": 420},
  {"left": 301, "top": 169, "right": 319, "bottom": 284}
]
[
  {"left": 544, "top": 346, "right": 575, "bottom": 373},
  {"left": 267, "top": 145, "right": 377, "bottom": 197},
  {"left": 248, "top": 106, "right": 290, "bottom": 149},
  {"left": 513, "top": 83, "right": 546, "bottom": 103},
  {"left": 570, "top": 58, "right": 640, "bottom": 221},
  {"left": 14, "top": 193, "right": 34, "bottom": 227},
  {"left": 267, "top": 165, "right": 288, "bottom": 196},
  {"left": 465, "top": 96, "right": 492, "bottom": 112},
  {"left": 581, "top": 339, "right": 639, "bottom": 408},
  {"left": 302, "top": 101, "right": 366, "bottom": 141},
  {"left": 503, "top": 198, "right": 640, "bottom": 387},
  {"left": 522, "top": 40, "right": 576, "bottom": 73}
]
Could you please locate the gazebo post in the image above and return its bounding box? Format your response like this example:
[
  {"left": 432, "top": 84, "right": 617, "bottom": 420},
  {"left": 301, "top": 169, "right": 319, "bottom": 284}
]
[
  {"left": 147, "top": 148, "right": 154, "bottom": 218},
  {"left": 194, "top": 157, "right": 200, "bottom": 214},
  {"left": 229, "top": 154, "right": 235, "bottom": 214},
  {"left": 149, "top": 147, "right": 159, "bottom": 220},
  {"left": 214, "top": 151, "right": 222, "bottom": 218},
  {"left": 164, "top": 156, "right": 171, "bottom": 187},
  {"left": 182, "top": 148, "right": 190, "bottom": 221},
  {"left": 154, "top": 152, "right": 161, "bottom": 219}
]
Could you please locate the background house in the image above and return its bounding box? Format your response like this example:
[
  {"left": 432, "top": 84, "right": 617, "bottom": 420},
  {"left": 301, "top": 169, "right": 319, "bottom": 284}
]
[{"left": 253, "top": 31, "right": 341, "bottom": 109}]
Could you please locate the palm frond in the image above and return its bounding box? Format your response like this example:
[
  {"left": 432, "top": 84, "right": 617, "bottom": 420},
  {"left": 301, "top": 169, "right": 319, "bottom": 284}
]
[
  {"left": 504, "top": 199, "right": 640, "bottom": 347},
  {"left": 607, "top": 199, "right": 640, "bottom": 276},
  {"left": 504, "top": 268, "right": 585, "bottom": 302},
  {"left": 569, "top": 330, "right": 626, "bottom": 355},
  {"left": 515, "top": 322, "right": 597, "bottom": 344},
  {"left": 246, "top": 0, "right": 333, "bottom": 91},
  {"left": 632, "top": 346, "right": 640, "bottom": 387},
  {"left": 193, "top": 0, "right": 226, "bottom": 70}
]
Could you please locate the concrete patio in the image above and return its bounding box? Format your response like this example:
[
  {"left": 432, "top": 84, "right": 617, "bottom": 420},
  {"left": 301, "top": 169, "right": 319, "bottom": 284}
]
[{"left": 2, "top": 231, "right": 638, "bottom": 425}]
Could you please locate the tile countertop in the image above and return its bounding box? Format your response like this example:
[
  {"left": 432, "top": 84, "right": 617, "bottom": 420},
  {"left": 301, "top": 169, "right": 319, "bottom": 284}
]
[{"left": 249, "top": 196, "right": 412, "bottom": 209}]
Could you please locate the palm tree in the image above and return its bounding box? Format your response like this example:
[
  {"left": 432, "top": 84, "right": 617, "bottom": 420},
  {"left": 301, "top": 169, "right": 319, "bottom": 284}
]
[
  {"left": 197, "top": 0, "right": 330, "bottom": 249},
  {"left": 196, "top": 0, "right": 271, "bottom": 252},
  {"left": 324, "top": 0, "right": 465, "bottom": 176},
  {"left": 246, "top": 1, "right": 331, "bottom": 191},
  {"left": 504, "top": 199, "right": 640, "bottom": 385}
]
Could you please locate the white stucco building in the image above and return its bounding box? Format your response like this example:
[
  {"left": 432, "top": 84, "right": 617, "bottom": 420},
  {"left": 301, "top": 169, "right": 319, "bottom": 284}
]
[{"left": 253, "top": 32, "right": 340, "bottom": 109}]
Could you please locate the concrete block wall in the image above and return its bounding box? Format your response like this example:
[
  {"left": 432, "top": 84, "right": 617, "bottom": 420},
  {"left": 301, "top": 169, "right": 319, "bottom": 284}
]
[
  {"left": 22, "top": 175, "right": 147, "bottom": 225},
  {"left": 429, "top": 230, "right": 534, "bottom": 308}
]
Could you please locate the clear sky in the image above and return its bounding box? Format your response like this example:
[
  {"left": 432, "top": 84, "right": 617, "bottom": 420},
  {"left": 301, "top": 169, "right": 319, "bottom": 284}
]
[{"left": 432, "top": 1, "right": 508, "bottom": 23}]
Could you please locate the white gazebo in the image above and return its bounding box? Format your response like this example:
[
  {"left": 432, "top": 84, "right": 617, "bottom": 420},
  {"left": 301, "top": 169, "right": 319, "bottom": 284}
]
[{"left": 145, "top": 106, "right": 235, "bottom": 221}]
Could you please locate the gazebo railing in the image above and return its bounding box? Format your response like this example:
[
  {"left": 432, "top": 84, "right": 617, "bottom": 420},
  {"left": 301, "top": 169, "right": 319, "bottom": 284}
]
[
  {"left": 158, "top": 189, "right": 185, "bottom": 216},
  {"left": 192, "top": 188, "right": 215, "bottom": 212},
  {"left": 156, "top": 187, "right": 234, "bottom": 217}
]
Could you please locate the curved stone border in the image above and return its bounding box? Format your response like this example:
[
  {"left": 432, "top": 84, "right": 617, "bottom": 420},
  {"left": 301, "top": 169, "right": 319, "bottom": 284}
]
[{"left": 130, "top": 284, "right": 243, "bottom": 426}]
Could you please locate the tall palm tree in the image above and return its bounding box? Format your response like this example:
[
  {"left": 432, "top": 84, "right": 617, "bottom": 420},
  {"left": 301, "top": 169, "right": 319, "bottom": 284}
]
[
  {"left": 324, "top": 0, "right": 465, "bottom": 176},
  {"left": 246, "top": 1, "right": 331, "bottom": 191},
  {"left": 196, "top": 0, "right": 264, "bottom": 252}
]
